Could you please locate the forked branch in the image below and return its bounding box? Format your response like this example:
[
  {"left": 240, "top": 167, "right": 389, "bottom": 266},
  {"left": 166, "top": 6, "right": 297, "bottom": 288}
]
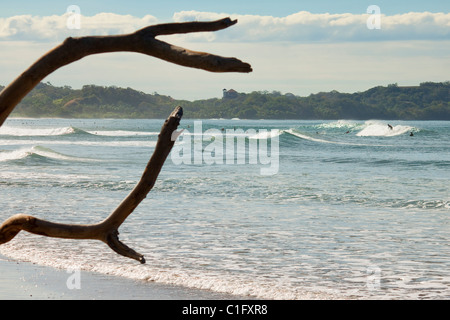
[
  {"left": 0, "top": 18, "right": 252, "bottom": 263},
  {"left": 0, "top": 106, "right": 183, "bottom": 263}
]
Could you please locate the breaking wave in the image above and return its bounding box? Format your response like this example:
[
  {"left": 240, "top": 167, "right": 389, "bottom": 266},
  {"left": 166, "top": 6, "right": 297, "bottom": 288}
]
[
  {"left": 0, "top": 126, "right": 79, "bottom": 136},
  {"left": 85, "top": 130, "right": 159, "bottom": 136},
  {"left": 312, "top": 120, "right": 418, "bottom": 137},
  {"left": 0, "top": 146, "right": 97, "bottom": 163},
  {"left": 356, "top": 121, "right": 415, "bottom": 137},
  {"left": 0, "top": 126, "right": 159, "bottom": 137}
]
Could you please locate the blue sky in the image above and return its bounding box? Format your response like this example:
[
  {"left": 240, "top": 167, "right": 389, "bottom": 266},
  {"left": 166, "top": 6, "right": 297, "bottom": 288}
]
[
  {"left": 1, "top": 1, "right": 449, "bottom": 100},
  {"left": 1, "top": 0, "right": 448, "bottom": 18}
]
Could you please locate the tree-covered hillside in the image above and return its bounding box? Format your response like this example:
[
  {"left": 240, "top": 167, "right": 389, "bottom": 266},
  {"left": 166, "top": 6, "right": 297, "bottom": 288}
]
[
  {"left": 1, "top": 81, "right": 449, "bottom": 120},
  {"left": 4, "top": 83, "right": 180, "bottom": 119}
]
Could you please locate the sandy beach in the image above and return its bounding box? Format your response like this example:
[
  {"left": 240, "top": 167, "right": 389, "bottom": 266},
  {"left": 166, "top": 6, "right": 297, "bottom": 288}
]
[{"left": 0, "top": 254, "right": 247, "bottom": 300}]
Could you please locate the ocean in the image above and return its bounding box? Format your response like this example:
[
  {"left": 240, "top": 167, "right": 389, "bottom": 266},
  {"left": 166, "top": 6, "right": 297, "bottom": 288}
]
[{"left": 0, "top": 117, "right": 449, "bottom": 299}]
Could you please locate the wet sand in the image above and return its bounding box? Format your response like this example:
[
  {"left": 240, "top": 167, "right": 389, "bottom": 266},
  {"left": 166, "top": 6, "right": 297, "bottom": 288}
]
[{"left": 0, "top": 254, "right": 247, "bottom": 300}]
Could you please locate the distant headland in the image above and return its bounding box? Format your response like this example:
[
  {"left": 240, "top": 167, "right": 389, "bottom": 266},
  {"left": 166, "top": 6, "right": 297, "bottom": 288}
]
[{"left": 1, "top": 81, "right": 448, "bottom": 120}]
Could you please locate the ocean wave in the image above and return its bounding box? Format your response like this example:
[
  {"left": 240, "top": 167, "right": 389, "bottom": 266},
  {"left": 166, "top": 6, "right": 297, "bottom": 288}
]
[
  {"left": 0, "top": 126, "right": 80, "bottom": 137},
  {"left": 312, "top": 120, "right": 418, "bottom": 137},
  {"left": 356, "top": 121, "right": 415, "bottom": 137},
  {"left": 86, "top": 130, "right": 159, "bottom": 136},
  {"left": 0, "top": 146, "right": 97, "bottom": 163},
  {"left": 178, "top": 128, "right": 355, "bottom": 144},
  {"left": 0, "top": 125, "right": 159, "bottom": 138},
  {"left": 314, "top": 120, "right": 363, "bottom": 130},
  {"left": 0, "top": 139, "right": 157, "bottom": 148},
  {"left": 248, "top": 129, "right": 283, "bottom": 140},
  {"left": 393, "top": 199, "right": 450, "bottom": 210},
  {"left": 284, "top": 128, "right": 373, "bottom": 146},
  {"left": 177, "top": 127, "right": 388, "bottom": 146},
  {"left": 285, "top": 129, "right": 337, "bottom": 144},
  {"left": 176, "top": 129, "right": 282, "bottom": 142}
]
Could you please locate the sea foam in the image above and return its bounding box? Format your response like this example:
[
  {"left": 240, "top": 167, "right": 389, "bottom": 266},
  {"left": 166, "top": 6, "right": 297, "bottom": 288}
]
[
  {"left": 0, "top": 126, "right": 77, "bottom": 137},
  {"left": 0, "top": 146, "right": 96, "bottom": 162},
  {"left": 356, "top": 121, "right": 414, "bottom": 137}
]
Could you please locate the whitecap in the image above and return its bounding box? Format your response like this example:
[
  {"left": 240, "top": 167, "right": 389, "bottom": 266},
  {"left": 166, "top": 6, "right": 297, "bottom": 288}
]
[
  {"left": 248, "top": 129, "right": 282, "bottom": 140},
  {"left": 86, "top": 130, "right": 159, "bottom": 136},
  {"left": 0, "top": 126, "right": 76, "bottom": 137},
  {"left": 0, "top": 146, "right": 98, "bottom": 162},
  {"left": 356, "top": 121, "right": 415, "bottom": 137}
]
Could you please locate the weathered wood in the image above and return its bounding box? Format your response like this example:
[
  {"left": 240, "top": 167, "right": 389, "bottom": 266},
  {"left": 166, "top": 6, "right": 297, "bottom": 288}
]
[
  {"left": 0, "top": 106, "right": 183, "bottom": 263},
  {"left": 0, "top": 18, "right": 252, "bottom": 263}
]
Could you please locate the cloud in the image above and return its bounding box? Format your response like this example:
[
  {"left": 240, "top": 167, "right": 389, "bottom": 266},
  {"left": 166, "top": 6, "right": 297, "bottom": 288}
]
[
  {"left": 0, "top": 13, "right": 158, "bottom": 41},
  {"left": 1, "top": 10, "right": 448, "bottom": 43},
  {"left": 172, "top": 10, "right": 450, "bottom": 42}
]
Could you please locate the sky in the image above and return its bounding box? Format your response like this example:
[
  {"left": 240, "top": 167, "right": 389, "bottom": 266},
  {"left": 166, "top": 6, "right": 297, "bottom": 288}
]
[{"left": 0, "top": 0, "right": 449, "bottom": 100}]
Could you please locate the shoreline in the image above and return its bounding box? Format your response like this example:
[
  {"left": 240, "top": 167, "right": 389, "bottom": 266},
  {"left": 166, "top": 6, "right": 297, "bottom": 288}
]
[{"left": 0, "top": 254, "right": 248, "bottom": 300}]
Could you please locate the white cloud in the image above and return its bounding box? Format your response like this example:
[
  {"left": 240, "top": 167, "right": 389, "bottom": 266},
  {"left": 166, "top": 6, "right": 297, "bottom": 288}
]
[
  {"left": 0, "top": 13, "right": 158, "bottom": 41},
  {"left": 0, "top": 10, "right": 448, "bottom": 43},
  {"left": 172, "top": 10, "right": 450, "bottom": 42}
]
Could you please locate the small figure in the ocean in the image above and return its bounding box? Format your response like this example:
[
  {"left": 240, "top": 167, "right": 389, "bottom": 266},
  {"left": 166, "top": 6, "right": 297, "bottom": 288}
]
[
  {"left": 410, "top": 132, "right": 414, "bottom": 136},
  {"left": 388, "top": 124, "right": 393, "bottom": 130}
]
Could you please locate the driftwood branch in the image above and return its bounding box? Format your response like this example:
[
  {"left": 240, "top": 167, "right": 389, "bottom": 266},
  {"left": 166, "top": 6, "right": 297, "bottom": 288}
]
[
  {"left": 0, "top": 106, "right": 182, "bottom": 263},
  {"left": 0, "top": 18, "right": 252, "bottom": 263}
]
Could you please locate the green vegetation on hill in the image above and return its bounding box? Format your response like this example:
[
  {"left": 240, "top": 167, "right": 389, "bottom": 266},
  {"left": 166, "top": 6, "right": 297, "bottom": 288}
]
[{"left": 1, "top": 81, "right": 449, "bottom": 120}]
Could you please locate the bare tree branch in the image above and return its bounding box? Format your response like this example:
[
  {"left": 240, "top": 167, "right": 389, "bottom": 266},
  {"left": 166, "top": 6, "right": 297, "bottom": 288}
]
[
  {"left": 0, "top": 106, "right": 183, "bottom": 263},
  {"left": 136, "top": 17, "right": 239, "bottom": 36},
  {"left": 0, "top": 18, "right": 252, "bottom": 263}
]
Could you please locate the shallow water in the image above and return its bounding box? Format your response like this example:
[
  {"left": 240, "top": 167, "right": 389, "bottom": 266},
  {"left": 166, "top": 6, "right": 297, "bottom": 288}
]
[{"left": 1, "top": 118, "right": 449, "bottom": 299}]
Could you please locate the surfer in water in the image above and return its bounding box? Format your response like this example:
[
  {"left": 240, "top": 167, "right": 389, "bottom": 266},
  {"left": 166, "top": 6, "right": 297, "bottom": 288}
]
[{"left": 388, "top": 124, "right": 393, "bottom": 130}]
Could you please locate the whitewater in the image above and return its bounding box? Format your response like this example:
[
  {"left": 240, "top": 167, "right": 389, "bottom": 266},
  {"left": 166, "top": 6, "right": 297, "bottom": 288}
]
[{"left": 1, "top": 118, "right": 449, "bottom": 299}]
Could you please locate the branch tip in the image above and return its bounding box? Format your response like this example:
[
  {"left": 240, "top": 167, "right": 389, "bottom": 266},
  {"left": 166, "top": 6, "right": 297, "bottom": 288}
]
[{"left": 106, "top": 230, "right": 146, "bottom": 264}]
